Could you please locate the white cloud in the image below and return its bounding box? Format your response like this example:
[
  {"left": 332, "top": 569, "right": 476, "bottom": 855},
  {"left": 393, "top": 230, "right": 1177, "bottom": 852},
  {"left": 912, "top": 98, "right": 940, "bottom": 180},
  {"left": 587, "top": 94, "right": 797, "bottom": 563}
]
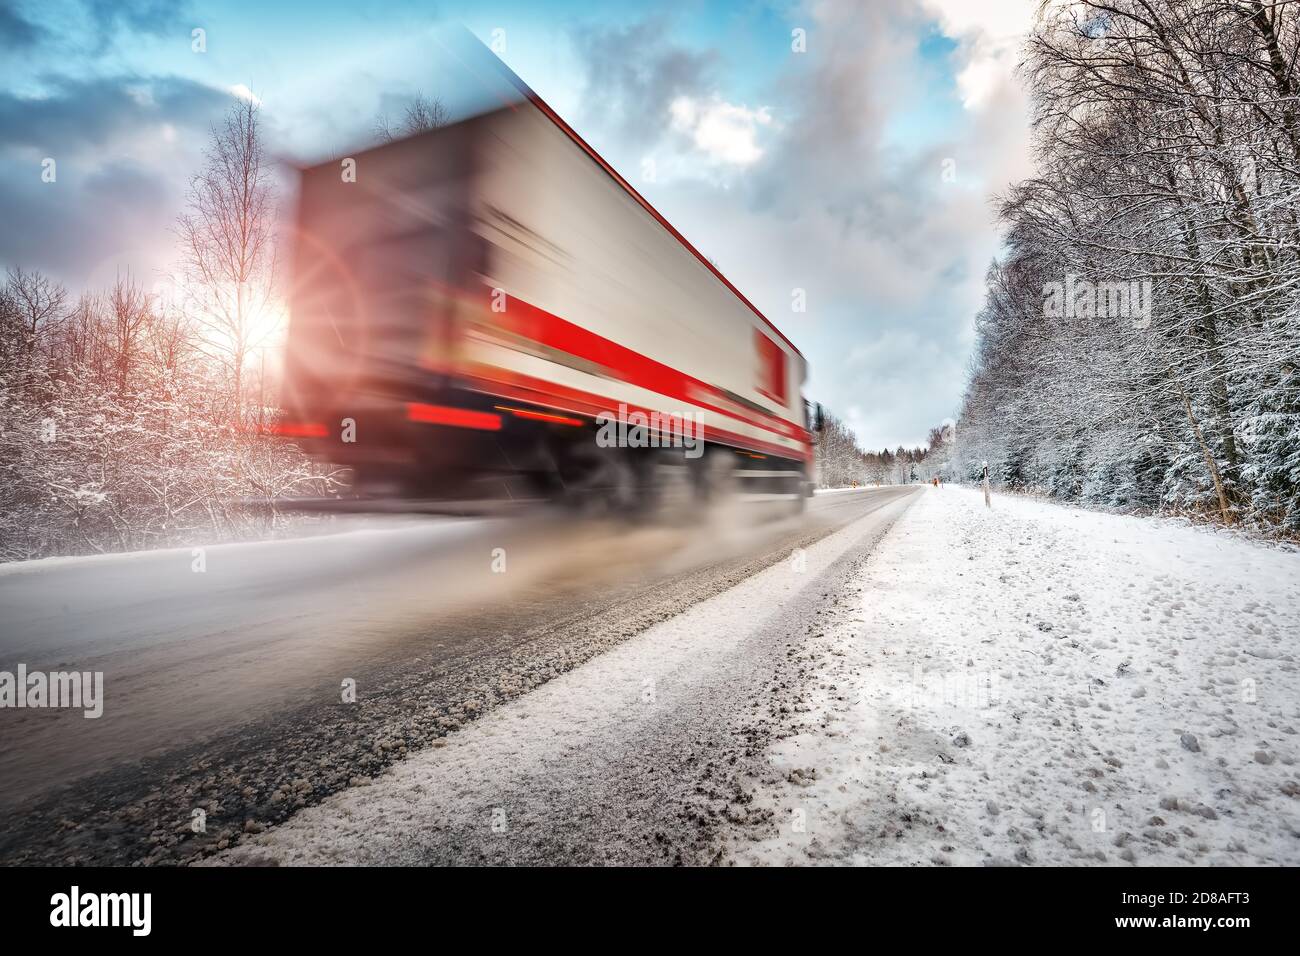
[
  {"left": 669, "top": 95, "right": 772, "bottom": 166},
  {"left": 919, "top": 0, "right": 1037, "bottom": 109},
  {"left": 229, "top": 83, "right": 262, "bottom": 106}
]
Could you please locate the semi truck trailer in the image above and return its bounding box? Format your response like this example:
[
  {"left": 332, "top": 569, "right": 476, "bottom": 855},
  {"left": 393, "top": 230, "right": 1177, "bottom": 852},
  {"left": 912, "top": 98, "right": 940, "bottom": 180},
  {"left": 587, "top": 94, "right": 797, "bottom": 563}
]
[{"left": 279, "top": 68, "right": 818, "bottom": 517}]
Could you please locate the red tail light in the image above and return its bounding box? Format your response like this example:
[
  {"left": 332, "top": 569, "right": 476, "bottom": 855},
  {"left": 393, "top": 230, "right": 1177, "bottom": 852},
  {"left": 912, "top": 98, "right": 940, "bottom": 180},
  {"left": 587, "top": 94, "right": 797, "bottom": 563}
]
[
  {"left": 271, "top": 421, "right": 329, "bottom": 438},
  {"left": 405, "top": 403, "right": 502, "bottom": 431}
]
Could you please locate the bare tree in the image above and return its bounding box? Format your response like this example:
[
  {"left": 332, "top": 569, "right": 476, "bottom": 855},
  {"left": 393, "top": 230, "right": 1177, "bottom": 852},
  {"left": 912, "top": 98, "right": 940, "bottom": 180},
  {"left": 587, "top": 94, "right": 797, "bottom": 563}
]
[
  {"left": 814, "top": 408, "right": 869, "bottom": 487},
  {"left": 145, "top": 300, "right": 197, "bottom": 383},
  {"left": 374, "top": 91, "right": 449, "bottom": 142},
  {"left": 2, "top": 266, "right": 67, "bottom": 372},
  {"left": 104, "top": 271, "right": 151, "bottom": 396},
  {"left": 176, "top": 100, "right": 279, "bottom": 424}
]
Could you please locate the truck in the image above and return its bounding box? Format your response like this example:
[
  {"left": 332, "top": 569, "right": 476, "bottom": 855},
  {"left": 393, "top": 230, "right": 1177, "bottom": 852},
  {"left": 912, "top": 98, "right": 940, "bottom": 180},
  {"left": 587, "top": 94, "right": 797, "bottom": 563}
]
[{"left": 278, "top": 55, "right": 819, "bottom": 518}]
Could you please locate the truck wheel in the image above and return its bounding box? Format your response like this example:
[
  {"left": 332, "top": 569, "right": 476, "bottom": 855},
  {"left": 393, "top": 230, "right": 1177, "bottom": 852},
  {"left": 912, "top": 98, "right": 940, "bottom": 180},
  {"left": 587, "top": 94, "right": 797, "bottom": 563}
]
[
  {"left": 552, "top": 441, "right": 639, "bottom": 518},
  {"left": 633, "top": 455, "right": 681, "bottom": 522},
  {"left": 693, "top": 448, "right": 738, "bottom": 506}
]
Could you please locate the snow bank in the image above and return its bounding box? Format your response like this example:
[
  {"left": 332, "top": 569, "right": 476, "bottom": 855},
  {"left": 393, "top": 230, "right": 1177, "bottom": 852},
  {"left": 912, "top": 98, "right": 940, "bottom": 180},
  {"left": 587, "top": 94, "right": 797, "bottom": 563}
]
[{"left": 734, "top": 486, "right": 1300, "bottom": 866}]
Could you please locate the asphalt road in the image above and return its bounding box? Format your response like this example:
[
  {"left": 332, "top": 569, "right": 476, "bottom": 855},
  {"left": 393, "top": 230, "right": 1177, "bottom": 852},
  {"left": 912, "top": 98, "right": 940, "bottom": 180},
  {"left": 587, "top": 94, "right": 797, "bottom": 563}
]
[{"left": 0, "top": 485, "right": 920, "bottom": 865}]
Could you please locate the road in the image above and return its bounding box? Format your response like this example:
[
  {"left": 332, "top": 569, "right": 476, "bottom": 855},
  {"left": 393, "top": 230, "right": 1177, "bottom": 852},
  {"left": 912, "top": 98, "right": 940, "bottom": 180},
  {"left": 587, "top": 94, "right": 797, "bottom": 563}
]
[{"left": 0, "top": 486, "right": 919, "bottom": 865}]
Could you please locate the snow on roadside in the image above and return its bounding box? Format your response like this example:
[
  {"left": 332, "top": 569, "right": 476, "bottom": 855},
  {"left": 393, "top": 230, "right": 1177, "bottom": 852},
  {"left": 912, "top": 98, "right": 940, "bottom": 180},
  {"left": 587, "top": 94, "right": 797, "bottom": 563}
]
[{"left": 731, "top": 485, "right": 1300, "bottom": 866}]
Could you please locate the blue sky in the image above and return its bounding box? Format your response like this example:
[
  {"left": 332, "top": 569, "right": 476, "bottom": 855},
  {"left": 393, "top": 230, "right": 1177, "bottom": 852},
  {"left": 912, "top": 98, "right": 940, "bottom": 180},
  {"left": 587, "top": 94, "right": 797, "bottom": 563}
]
[{"left": 0, "top": 0, "right": 1036, "bottom": 449}]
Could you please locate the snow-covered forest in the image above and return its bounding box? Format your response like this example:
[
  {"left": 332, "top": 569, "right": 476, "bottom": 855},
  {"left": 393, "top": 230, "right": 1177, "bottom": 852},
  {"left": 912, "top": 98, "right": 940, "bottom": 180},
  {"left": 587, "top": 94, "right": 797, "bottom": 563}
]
[
  {"left": 0, "top": 104, "right": 337, "bottom": 562},
  {"left": 0, "top": 264, "right": 337, "bottom": 562},
  {"left": 813, "top": 407, "right": 940, "bottom": 487},
  {"left": 957, "top": 0, "right": 1300, "bottom": 532}
]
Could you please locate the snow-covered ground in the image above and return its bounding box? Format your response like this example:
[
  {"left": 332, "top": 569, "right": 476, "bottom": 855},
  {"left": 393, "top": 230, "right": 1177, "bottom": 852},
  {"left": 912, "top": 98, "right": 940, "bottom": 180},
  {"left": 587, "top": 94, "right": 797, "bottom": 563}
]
[{"left": 733, "top": 486, "right": 1300, "bottom": 865}]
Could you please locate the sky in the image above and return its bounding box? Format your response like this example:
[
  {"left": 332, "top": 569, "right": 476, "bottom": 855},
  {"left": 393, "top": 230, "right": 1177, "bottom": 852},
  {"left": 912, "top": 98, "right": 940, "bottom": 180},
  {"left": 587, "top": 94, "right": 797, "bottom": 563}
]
[{"left": 0, "top": 0, "right": 1039, "bottom": 450}]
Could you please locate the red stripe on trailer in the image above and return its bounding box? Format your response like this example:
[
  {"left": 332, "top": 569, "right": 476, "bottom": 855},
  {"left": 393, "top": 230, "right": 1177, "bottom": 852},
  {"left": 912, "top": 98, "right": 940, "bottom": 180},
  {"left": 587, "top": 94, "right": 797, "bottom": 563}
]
[
  {"left": 480, "top": 293, "right": 808, "bottom": 445},
  {"left": 458, "top": 364, "right": 812, "bottom": 464}
]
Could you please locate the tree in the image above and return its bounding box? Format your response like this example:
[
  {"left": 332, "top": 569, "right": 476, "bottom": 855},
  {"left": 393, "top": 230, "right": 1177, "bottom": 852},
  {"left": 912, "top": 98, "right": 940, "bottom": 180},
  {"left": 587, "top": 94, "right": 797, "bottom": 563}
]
[
  {"left": 813, "top": 408, "right": 868, "bottom": 487},
  {"left": 375, "top": 92, "right": 449, "bottom": 142},
  {"left": 104, "top": 271, "right": 151, "bottom": 396},
  {"left": 956, "top": 0, "right": 1300, "bottom": 529},
  {"left": 176, "top": 100, "right": 279, "bottom": 425},
  {"left": 1, "top": 266, "right": 67, "bottom": 375}
]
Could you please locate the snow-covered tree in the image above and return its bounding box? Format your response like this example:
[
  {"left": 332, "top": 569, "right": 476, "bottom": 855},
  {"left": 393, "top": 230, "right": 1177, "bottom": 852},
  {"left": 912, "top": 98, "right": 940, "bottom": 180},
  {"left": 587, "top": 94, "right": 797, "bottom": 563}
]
[{"left": 958, "top": 0, "right": 1300, "bottom": 530}]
